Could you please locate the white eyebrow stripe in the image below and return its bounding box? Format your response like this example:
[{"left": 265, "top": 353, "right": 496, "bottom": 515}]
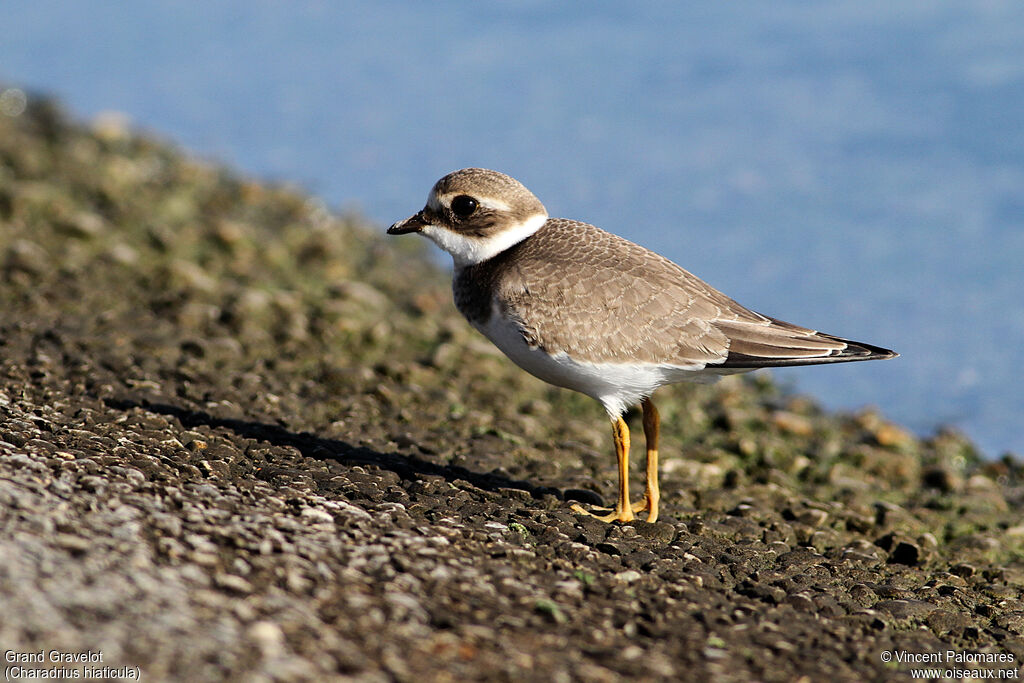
[
  {"left": 477, "top": 197, "right": 511, "bottom": 212},
  {"left": 434, "top": 193, "right": 511, "bottom": 213}
]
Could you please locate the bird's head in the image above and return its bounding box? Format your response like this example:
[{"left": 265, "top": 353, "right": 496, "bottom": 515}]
[{"left": 388, "top": 168, "right": 548, "bottom": 267}]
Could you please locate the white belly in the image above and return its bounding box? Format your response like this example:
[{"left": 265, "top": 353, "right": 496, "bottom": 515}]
[{"left": 474, "top": 310, "right": 721, "bottom": 418}]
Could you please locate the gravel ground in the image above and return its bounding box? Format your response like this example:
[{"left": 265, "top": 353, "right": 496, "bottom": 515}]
[{"left": 2, "top": 93, "right": 1024, "bottom": 682}]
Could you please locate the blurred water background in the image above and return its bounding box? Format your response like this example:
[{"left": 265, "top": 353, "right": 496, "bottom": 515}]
[{"left": 2, "top": 1, "right": 1022, "bottom": 456}]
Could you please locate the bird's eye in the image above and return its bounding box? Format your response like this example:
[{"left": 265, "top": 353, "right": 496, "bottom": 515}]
[{"left": 450, "top": 195, "right": 478, "bottom": 218}]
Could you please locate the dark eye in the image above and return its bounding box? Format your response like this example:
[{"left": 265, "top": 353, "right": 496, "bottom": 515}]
[{"left": 450, "top": 195, "right": 478, "bottom": 218}]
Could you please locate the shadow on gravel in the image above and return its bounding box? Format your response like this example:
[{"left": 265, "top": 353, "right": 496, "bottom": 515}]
[{"left": 105, "top": 397, "right": 552, "bottom": 500}]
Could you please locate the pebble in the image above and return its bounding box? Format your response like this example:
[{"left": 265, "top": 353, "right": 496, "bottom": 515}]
[{"left": 300, "top": 507, "right": 335, "bottom": 525}]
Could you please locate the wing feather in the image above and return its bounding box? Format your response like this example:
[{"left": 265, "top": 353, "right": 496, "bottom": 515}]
[{"left": 477, "top": 219, "right": 895, "bottom": 370}]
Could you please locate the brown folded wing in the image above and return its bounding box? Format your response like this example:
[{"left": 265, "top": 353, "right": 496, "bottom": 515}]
[{"left": 465, "top": 218, "right": 895, "bottom": 368}]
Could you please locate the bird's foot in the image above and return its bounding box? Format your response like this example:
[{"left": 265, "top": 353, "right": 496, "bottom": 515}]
[
  {"left": 627, "top": 495, "right": 659, "bottom": 523},
  {"left": 570, "top": 503, "right": 635, "bottom": 523}
]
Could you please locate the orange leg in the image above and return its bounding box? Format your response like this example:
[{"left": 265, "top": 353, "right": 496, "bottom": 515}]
[
  {"left": 630, "top": 398, "right": 660, "bottom": 522},
  {"left": 571, "top": 415, "right": 635, "bottom": 523}
]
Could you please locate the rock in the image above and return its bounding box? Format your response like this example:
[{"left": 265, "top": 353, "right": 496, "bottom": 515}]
[
  {"left": 4, "top": 239, "right": 49, "bottom": 274},
  {"left": 874, "top": 599, "right": 939, "bottom": 621}
]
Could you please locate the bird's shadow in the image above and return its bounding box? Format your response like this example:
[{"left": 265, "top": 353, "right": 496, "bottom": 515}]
[{"left": 104, "top": 396, "right": 553, "bottom": 501}]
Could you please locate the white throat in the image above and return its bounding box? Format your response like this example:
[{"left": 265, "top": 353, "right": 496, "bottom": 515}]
[{"left": 422, "top": 213, "right": 547, "bottom": 268}]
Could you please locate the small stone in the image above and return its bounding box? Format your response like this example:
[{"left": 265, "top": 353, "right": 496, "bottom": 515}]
[
  {"left": 498, "top": 487, "right": 533, "bottom": 502},
  {"left": 776, "top": 547, "right": 824, "bottom": 569},
  {"left": 52, "top": 533, "right": 91, "bottom": 555},
  {"left": 300, "top": 507, "right": 335, "bottom": 525},
  {"left": 796, "top": 508, "right": 829, "bottom": 527},
  {"left": 563, "top": 489, "right": 605, "bottom": 507},
  {"left": 248, "top": 621, "right": 287, "bottom": 659},
  {"left": 950, "top": 563, "right": 977, "bottom": 578},
  {"left": 926, "top": 609, "right": 973, "bottom": 635},
  {"left": 875, "top": 423, "right": 913, "bottom": 448},
  {"left": 596, "top": 542, "right": 624, "bottom": 556},
  {"left": 56, "top": 211, "right": 105, "bottom": 238},
  {"left": 771, "top": 411, "right": 814, "bottom": 436},
  {"left": 922, "top": 466, "right": 961, "bottom": 492},
  {"left": 888, "top": 541, "right": 921, "bottom": 566},
  {"left": 786, "top": 593, "right": 815, "bottom": 612},
  {"left": 632, "top": 521, "right": 677, "bottom": 545},
  {"left": 4, "top": 239, "right": 49, "bottom": 274},
  {"left": 874, "top": 599, "right": 938, "bottom": 620},
  {"left": 614, "top": 570, "right": 642, "bottom": 583},
  {"left": 214, "top": 573, "right": 254, "bottom": 594},
  {"left": 994, "top": 611, "right": 1024, "bottom": 634}
]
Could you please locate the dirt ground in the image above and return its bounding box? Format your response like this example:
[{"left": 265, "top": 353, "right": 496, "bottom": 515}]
[{"left": 2, "top": 93, "right": 1023, "bottom": 682}]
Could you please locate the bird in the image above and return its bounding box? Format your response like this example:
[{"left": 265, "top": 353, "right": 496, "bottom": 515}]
[{"left": 388, "top": 168, "right": 897, "bottom": 523}]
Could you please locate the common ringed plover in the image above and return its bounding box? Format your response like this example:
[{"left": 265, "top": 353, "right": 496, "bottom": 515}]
[{"left": 388, "top": 168, "right": 897, "bottom": 523}]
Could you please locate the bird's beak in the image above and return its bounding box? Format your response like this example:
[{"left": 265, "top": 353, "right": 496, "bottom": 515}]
[{"left": 387, "top": 211, "right": 428, "bottom": 235}]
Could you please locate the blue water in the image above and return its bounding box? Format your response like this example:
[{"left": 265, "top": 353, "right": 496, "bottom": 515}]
[{"left": 3, "top": 2, "right": 1022, "bottom": 456}]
